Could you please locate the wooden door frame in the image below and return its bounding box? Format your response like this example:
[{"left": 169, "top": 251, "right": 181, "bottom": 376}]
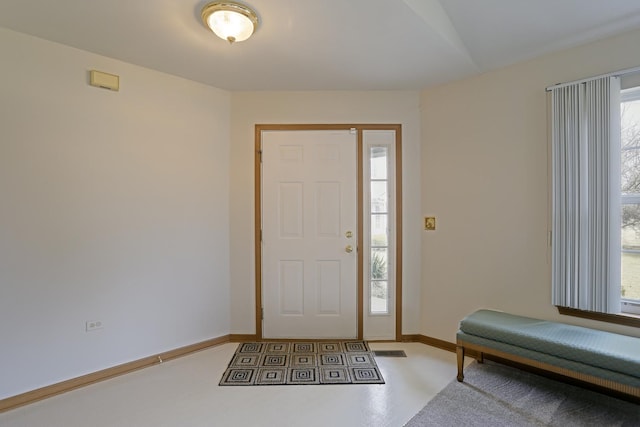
[{"left": 255, "top": 124, "right": 402, "bottom": 341}]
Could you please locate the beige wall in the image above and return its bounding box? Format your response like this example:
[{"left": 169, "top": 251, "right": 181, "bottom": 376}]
[
  {"left": 0, "top": 28, "right": 232, "bottom": 399},
  {"left": 229, "top": 91, "right": 422, "bottom": 335},
  {"left": 420, "top": 28, "right": 640, "bottom": 342}
]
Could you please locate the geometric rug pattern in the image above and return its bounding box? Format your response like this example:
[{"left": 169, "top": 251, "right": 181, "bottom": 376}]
[{"left": 219, "top": 341, "right": 385, "bottom": 386}]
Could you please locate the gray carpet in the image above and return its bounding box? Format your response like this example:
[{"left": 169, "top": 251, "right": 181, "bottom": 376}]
[{"left": 405, "top": 360, "right": 640, "bottom": 426}]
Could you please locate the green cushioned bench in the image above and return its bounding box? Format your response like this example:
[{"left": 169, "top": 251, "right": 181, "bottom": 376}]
[{"left": 456, "top": 309, "right": 640, "bottom": 398}]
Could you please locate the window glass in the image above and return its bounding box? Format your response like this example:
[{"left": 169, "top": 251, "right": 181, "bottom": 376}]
[
  {"left": 369, "top": 146, "right": 389, "bottom": 314},
  {"left": 371, "top": 215, "right": 388, "bottom": 246},
  {"left": 370, "top": 281, "right": 388, "bottom": 314},
  {"left": 370, "top": 181, "right": 388, "bottom": 213},
  {"left": 621, "top": 90, "right": 640, "bottom": 306},
  {"left": 371, "top": 248, "right": 388, "bottom": 280},
  {"left": 370, "top": 147, "right": 388, "bottom": 179}
]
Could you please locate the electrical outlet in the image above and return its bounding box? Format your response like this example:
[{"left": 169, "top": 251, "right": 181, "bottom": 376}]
[{"left": 86, "top": 320, "right": 103, "bottom": 332}]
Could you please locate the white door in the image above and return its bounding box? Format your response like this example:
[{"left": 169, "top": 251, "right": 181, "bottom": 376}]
[{"left": 261, "top": 129, "right": 357, "bottom": 338}]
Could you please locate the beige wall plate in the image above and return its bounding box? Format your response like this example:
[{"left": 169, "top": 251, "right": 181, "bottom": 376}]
[{"left": 90, "top": 70, "right": 119, "bottom": 91}]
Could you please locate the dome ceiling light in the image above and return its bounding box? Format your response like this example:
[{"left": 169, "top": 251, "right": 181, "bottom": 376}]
[{"left": 201, "top": 1, "right": 259, "bottom": 44}]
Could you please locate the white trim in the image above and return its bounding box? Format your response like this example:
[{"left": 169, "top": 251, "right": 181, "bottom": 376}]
[{"left": 621, "top": 85, "right": 640, "bottom": 102}]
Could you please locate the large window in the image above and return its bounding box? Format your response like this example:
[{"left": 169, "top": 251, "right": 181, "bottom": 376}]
[
  {"left": 621, "top": 86, "right": 640, "bottom": 314},
  {"left": 551, "top": 76, "right": 640, "bottom": 320},
  {"left": 550, "top": 76, "right": 620, "bottom": 316}
]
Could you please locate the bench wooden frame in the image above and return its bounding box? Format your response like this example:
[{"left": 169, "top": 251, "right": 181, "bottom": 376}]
[{"left": 456, "top": 339, "right": 640, "bottom": 399}]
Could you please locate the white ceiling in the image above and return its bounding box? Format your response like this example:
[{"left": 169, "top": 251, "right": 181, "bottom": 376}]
[{"left": 1, "top": 0, "right": 640, "bottom": 91}]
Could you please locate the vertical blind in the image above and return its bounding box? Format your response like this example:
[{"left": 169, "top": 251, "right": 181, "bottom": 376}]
[{"left": 551, "top": 76, "right": 621, "bottom": 313}]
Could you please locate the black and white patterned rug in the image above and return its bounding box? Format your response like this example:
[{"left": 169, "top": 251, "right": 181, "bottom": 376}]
[{"left": 219, "top": 341, "right": 385, "bottom": 386}]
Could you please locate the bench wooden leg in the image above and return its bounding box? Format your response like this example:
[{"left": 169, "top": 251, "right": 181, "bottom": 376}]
[
  {"left": 477, "top": 352, "right": 484, "bottom": 364},
  {"left": 456, "top": 345, "right": 464, "bottom": 382}
]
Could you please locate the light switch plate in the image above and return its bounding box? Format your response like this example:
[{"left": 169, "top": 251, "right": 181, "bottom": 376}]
[{"left": 424, "top": 217, "right": 436, "bottom": 230}]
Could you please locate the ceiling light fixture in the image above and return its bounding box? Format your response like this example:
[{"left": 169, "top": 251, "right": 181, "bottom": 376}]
[{"left": 201, "top": 1, "right": 259, "bottom": 44}]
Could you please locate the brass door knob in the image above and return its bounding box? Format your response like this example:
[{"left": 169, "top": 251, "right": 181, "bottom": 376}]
[{"left": 345, "top": 245, "right": 353, "bottom": 253}]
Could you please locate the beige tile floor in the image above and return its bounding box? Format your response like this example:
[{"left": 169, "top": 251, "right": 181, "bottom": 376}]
[{"left": 0, "top": 342, "right": 467, "bottom": 427}]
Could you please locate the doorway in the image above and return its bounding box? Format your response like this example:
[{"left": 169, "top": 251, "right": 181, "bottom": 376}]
[{"left": 255, "top": 124, "right": 402, "bottom": 340}]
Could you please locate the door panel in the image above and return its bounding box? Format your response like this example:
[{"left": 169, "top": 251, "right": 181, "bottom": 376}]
[
  {"left": 279, "top": 261, "right": 304, "bottom": 315},
  {"left": 316, "top": 260, "right": 341, "bottom": 314},
  {"left": 262, "top": 130, "right": 357, "bottom": 338},
  {"left": 279, "top": 183, "right": 303, "bottom": 238}
]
